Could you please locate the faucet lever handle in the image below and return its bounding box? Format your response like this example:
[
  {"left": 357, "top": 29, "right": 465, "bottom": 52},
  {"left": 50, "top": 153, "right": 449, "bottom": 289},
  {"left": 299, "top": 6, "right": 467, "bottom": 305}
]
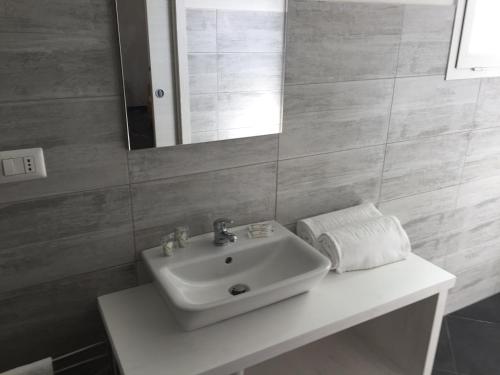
[{"left": 213, "top": 218, "right": 233, "bottom": 231}]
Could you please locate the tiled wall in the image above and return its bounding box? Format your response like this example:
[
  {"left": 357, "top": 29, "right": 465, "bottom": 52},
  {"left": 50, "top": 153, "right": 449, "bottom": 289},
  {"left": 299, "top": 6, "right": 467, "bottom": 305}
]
[{"left": 2, "top": 0, "right": 500, "bottom": 371}]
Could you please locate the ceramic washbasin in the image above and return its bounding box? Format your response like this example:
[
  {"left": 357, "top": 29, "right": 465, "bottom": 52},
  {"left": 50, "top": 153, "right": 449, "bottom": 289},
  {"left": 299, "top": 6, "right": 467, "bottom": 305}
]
[{"left": 142, "top": 220, "right": 331, "bottom": 330}]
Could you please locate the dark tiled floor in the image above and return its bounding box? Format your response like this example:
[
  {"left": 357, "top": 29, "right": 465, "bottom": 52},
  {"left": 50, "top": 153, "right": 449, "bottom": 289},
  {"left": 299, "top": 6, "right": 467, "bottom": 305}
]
[{"left": 433, "top": 293, "right": 500, "bottom": 375}]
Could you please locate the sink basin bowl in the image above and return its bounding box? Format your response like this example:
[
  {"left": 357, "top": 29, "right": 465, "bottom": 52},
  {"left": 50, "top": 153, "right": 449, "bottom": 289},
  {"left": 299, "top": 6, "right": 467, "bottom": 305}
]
[{"left": 142, "top": 221, "right": 331, "bottom": 330}]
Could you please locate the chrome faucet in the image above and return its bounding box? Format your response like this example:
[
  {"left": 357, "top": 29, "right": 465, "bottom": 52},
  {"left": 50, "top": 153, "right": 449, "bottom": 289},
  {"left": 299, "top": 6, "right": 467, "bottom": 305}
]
[{"left": 213, "top": 218, "right": 237, "bottom": 246}]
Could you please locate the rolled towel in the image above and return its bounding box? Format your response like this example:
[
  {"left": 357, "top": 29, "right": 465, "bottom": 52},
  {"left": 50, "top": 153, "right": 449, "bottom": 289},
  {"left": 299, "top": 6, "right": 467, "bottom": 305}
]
[
  {"left": 317, "top": 216, "right": 411, "bottom": 273},
  {"left": 297, "top": 203, "right": 382, "bottom": 249},
  {"left": 2, "top": 358, "right": 53, "bottom": 375}
]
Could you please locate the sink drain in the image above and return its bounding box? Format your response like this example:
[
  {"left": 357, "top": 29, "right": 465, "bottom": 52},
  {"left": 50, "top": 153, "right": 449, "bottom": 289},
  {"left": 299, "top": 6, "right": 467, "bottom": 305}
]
[{"left": 229, "top": 284, "right": 250, "bottom": 296}]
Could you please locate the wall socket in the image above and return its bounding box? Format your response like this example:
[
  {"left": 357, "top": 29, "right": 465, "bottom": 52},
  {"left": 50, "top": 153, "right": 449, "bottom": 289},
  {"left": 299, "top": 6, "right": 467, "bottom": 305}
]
[{"left": 0, "top": 148, "right": 47, "bottom": 184}]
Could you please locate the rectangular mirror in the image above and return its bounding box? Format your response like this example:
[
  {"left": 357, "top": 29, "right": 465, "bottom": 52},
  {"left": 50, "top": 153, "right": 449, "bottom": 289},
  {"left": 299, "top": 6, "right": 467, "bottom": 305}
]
[{"left": 115, "top": 0, "right": 287, "bottom": 149}]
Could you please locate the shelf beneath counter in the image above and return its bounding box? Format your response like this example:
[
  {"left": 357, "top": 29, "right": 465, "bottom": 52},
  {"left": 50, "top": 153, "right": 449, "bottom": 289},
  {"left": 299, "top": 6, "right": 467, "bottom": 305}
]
[{"left": 98, "top": 254, "right": 455, "bottom": 375}]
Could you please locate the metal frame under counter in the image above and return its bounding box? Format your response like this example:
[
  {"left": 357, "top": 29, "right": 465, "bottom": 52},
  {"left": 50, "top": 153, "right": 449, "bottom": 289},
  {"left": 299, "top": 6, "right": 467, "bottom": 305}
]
[{"left": 98, "top": 254, "right": 455, "bottom": 375}]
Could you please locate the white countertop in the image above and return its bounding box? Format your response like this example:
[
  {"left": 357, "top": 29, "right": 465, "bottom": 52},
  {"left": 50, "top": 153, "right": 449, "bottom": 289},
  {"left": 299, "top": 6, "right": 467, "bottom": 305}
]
[{"left": 98, "top": 254, "right": 455, "bottom": 375}]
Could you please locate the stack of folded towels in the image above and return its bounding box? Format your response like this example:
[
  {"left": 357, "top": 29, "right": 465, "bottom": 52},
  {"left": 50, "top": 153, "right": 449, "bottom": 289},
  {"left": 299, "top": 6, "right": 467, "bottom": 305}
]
[{"left": 297, "top": 203, "right": 411, "bottom": 273}]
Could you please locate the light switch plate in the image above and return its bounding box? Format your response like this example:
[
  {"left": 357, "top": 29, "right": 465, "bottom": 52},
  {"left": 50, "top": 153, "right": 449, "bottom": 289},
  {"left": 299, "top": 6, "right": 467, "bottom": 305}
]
[{"left": 0, "top": 148, "right": 47, "bottom": 184}]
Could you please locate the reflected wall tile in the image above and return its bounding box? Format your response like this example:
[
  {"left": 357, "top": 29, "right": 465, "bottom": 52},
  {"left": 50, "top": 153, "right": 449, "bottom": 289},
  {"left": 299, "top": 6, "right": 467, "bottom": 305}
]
[
  {"left": 397, "top": 5, "right": 455, "bottom": 77},
  {"left": 285, "top": 1, "right": 403, "bottom": 84},
  {"left": 132, "top": 163, "right": 277, "bottom": 250},
  {"left": 0, "top": 264, "right": 137, "bottom": 373},
  {"left": 188, "top": 54, "right": 217, "bottom": 94},
  {"left": 186, "top": 9, "right": 216, "bottom": 53},
  {"left": 217, "top": 10, "right": 284, "bottom": 53},
  {"left": 277, "top": 146, "right": 384, "bottom": 225},
  {"left": 389, "top": 76, "right": 479, "bottom": 142},
  {"left": 217, "top": 92, "right": 281, "bottom": 130},
  {"left": 128, "top": 135, "right": 278, "bottom": 183},
  {"left": 190, "top": 94, "right": 217, "bottom": 132},
  {"left": 191, "top": 131, "right": 218, "bottom": 144},
  {"left": 218, "top": 126, "right": 280, "bottom": 140},
  {"left": 0, "top": 97, "right": 129, "bottom": 203},
  {"left": 218, "top": 53, "right": 283, "bottom": 92},
  {"left": 381, "top": 133, "right": 469, "bottom": 201},
  {"left": 463, "top": 128, "right": 500, "bottom": 182},
  {"left": 280, "top": 79, "right": 393, "bottom": 159},
  {"left": 474, "top": 78, "right": 500, "bottom": 129}
]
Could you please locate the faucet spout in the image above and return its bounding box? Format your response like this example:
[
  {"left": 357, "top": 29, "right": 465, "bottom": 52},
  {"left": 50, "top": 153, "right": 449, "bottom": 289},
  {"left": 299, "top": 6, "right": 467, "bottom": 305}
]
[{"left": 213, "top": 218, "right": 238, "bottom": 246}]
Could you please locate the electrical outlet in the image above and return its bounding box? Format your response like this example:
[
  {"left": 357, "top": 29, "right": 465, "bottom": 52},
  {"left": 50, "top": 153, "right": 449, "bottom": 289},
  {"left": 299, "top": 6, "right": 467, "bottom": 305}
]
[
  {"left": 23, "top": 156, "right": 36, "bottom": 173},
  {"left": 0, "top": 148, "right": 47, "bottom": 184}
]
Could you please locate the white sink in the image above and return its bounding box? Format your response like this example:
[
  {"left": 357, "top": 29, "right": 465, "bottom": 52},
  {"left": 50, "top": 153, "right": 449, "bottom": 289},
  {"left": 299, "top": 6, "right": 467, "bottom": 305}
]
[{"left": 142, "top": 220, "right": 331, "bottom": 330}]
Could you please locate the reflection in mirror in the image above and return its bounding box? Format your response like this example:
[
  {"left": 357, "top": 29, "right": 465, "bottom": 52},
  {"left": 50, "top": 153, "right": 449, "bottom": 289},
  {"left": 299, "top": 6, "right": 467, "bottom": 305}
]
[
  {"left": 176, "top": 0, "right": 287, "bottom": 144},
  {"left": 115, "top": 0, "right": 287, "bottom": 149},
  {"left": 116, "top": 0, "right": 178, "bottom": 149}
]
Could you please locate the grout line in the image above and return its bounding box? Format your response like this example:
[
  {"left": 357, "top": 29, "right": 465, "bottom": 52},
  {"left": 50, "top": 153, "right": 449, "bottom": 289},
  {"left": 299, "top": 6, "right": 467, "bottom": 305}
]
[
  {"left": 278, "top": 143, "right": 386, "bottom": 162},
  {"left": 0, "top": 94, "right": 121, "bottom": 106},
  {"left": 0, "top": 261, "right": 137, "bottom": 301},
  {"left": 274, "top": 135, "right": 280, "bottom": 221},
  {"left": 129, "top": 159, "right": 278, "bottom": 186},
  {"left": 376, "top": 4, "right": 404, "bottom": 203},
  {"left": 0, "top": 182, "right": 131, "bottom": 206},
  {"left": 443, "top": 79, "right": 483, "bottom": 270},
  {"left": 283, "top": 73, "right": 446, "bottom": 88},
  {"left": 125, "top": 157, "right": 141, "bottom": 278},
  {"left": 449, "top": 314, "right": 500, "bottom": 325},
  {"left": 444, "top": 317, "right": 460, "bottom": 374}
]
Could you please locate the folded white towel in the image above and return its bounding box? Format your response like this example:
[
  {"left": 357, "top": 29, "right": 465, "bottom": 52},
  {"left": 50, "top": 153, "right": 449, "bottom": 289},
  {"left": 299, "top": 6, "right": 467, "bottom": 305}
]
[
  {"left": 317, "top": 216, "right": 411, "bottom": 273},
  {"left": 2, "top": 358, "right": 53, "bottom": 375},
  {"left": 296, "top": 203, "right": 382, "bottom": 249}
]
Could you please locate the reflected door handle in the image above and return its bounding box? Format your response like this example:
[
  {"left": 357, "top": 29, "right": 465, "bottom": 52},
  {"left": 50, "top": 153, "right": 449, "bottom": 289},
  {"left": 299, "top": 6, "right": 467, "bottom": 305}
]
[{"left": 155, "top": 89, "right": 165, "bottom": 98}]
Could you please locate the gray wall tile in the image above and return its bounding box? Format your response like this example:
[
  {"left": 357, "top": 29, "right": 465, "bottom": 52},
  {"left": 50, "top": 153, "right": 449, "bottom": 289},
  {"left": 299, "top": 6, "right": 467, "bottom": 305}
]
[
  {"left": 0, "top": 0, "right": 121, "bottom": 102},
  {"left": 474, "top": 78, "right": 500, "bottom": 129},
  {"left": 0, "top": 97, "right": 129, "bottom": 203},
  {"left": 0, "top": 0, "right": 114, "bottom": 35},
  {"left": 0, "top": 264, "right": 137, "bottom": 373},
  {"left": 463, "top": 128, "right": 500, "bottom": 182},
  {"left": 217, "top": 10, "right": 284, "bottom": 53},
  {"left": 381, "top": 133, "right": 469, "bottom": 201},
  {"left": 456, "top": 176, "right": 500, "bottom": 231},
  {"left": 128, "top": 135, "right": 278, "bottom": 183},
  {"left": 397, "top": 5, "right": 455, "bottom": 77},
  {"left": 132, "top": 163, "right": 277, "bottom": 250},
  {"left": 285, "top": 1, "right": 403, "bottom": 84},
  {"left": 280, "top": 79, "right": 393, "bottom": 159},
  {"left": 277, "top": 146, "right": 385, "bottom": 225},
  {"left": 446, "top": 256, "right": 500, "bottom": 313},
  {"left": 0, "top": 187, "right": 134, "bottom": 292},
  {"left": 186, "top": 9, "right": 216, "bottom": 53},
  {"left": 0, "top": 187, "right": 132, "bottom": 249},
  {"left": 389, "top": 76, "right": 480, "bottom": 142},
  {"left": 379, "top": 186, "right": 461, "bottom": 262},
  {"left": 0, "top": 230, "right": 134, "bottom": 294}
]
